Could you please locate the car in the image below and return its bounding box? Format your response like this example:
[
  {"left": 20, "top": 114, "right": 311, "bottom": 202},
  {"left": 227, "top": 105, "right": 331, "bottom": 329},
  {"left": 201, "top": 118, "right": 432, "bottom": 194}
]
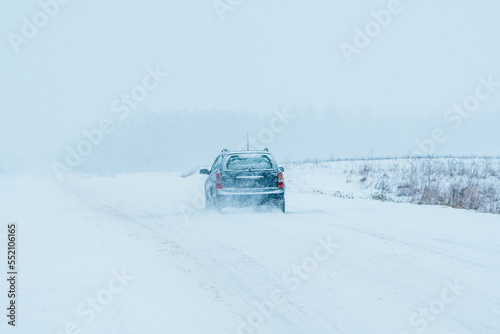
[{"left": 200, "top": 149, "right": 285, "bottom": 212}]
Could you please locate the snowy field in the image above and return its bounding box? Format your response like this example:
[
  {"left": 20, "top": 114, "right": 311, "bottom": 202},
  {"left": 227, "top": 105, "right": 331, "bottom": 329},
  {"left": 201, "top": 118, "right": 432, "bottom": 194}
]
[
  {"left": 285, "top": 157, "right": 500, "bottom": 214},
  {"left": 1, "top": 167, "right": 500, "bottom": 334}
]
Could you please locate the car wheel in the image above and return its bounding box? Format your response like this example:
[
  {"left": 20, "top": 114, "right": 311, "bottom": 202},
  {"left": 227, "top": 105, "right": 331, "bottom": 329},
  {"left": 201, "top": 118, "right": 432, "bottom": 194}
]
[
  {"left": 213, "top": 197, "right": 223, "bottom": 212},
  {"left": 273, "top": 197, "right": 285, "bottom": 213},
  {"left": 207, "top": 191, "right": 223, "bottom": 212}
]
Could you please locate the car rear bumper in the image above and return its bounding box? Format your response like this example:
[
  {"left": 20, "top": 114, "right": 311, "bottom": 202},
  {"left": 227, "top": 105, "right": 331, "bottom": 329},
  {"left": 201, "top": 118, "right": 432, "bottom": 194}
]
[
  {"left": 215, "top": 188, "right": 284, "bottom": 207},
  {"left": 218, "top": 188, "right": 284, "bottom": 196}
]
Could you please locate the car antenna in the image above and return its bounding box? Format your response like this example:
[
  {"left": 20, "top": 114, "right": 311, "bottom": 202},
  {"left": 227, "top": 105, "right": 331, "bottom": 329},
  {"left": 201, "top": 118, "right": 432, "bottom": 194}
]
[{"left": 246, "top": 131, "right": 249, "bottom": 151}]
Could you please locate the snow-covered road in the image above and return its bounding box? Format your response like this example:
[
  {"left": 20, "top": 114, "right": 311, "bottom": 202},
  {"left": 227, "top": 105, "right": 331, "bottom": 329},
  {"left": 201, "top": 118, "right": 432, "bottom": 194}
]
[{"left": 1, "top": 173, "right": 499, "bottom": 334}]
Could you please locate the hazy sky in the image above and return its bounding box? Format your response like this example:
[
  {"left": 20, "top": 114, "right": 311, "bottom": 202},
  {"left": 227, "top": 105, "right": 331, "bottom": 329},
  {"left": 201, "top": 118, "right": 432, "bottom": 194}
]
[{"left": 1, "top": 0, "right": 500, "bottom": 170}]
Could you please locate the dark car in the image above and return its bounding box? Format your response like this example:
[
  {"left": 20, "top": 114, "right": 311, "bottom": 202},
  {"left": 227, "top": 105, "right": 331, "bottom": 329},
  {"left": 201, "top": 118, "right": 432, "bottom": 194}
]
[{"left": 200, "top": 149, "right": 285, "bottom": 212}]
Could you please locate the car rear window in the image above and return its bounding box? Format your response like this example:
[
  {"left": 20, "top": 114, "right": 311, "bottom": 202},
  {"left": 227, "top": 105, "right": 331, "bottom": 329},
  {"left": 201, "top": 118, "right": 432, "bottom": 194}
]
[{"left": 226, "top": 154, "right": 273, "bottom": 170}]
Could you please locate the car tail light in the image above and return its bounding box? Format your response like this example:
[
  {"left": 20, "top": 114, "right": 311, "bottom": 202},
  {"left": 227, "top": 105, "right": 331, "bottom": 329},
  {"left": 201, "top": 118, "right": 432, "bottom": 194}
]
[
  {"left": 278, "top": 170, "right": 284, "bottom": 188},
  {"left": 216, "top": 171, "right": 223, "bottom": 189}
]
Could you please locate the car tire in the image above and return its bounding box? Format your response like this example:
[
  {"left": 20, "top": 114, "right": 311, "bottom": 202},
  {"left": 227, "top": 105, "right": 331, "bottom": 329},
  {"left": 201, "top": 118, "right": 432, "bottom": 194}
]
[
  {"left": 273, "top": 197, "right": 285, "bottom": 213},
  {"left": 213, "top": 197, "right": 223, "bottom": 212},
  {"left": 207, "top": 191, "right": 223, "bottom": 212}
]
